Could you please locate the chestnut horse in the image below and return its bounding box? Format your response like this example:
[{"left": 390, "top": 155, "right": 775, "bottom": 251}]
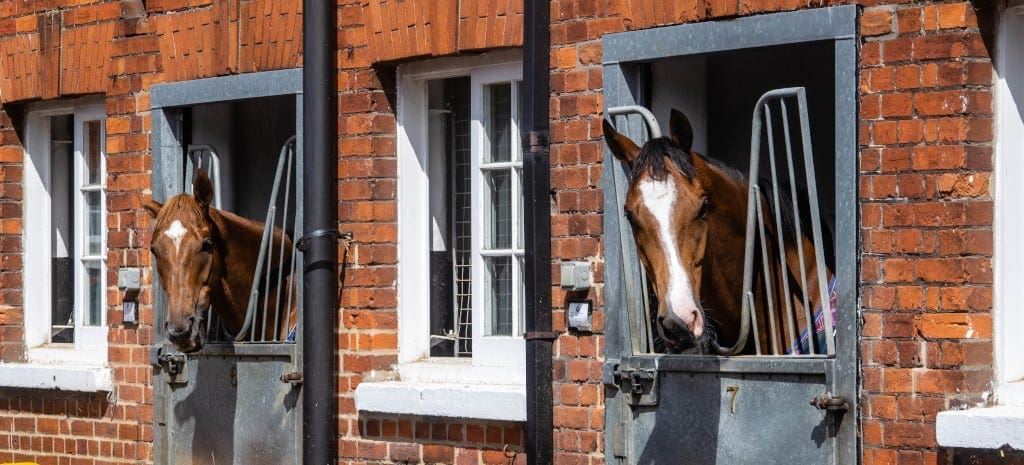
[
  {"left": 145, "top": 170, "right": 296, "bottom": 353},
  {"left": 604, "top": 109, "right": 830, "bottom": 355}
]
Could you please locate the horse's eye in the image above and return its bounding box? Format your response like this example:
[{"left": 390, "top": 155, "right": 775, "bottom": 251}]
[
  {"left": 200, "top": 238, "right": 214, "bottom": 252},
  {"left": 697, "top": 198, "right": 710, "bottom": 220}
]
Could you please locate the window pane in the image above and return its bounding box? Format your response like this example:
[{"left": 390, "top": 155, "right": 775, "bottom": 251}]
[
  {"left": 486, "top": 83, "right": 512, "bottom": 163},
  {"left": 51, "top": 256, "right": 74, "bottom": 343},
  {"left": 487, "top": 170, "right": 512, "bottom": 249},
  {"left": 518, "top": 255, "right": 524, "bottom": 336},
  {"left": 516, "top": 81, "right": 523, "bottom": 162},
  {"left": 85, "top": 120, "right": 102, "bottom": 185},
  {"left": 488, "top": 256, "right": 513, "bottom": 336},
  {"left": 515, "top": 167, "right": 523, "bottom": 250},
  {"left": 84, "top": 261, "right": 103, "bottom": 326},
  {"left": 50, "top": 115, "right": 74, "bottom": 343},
  {"left": 85, "top": 190, "right": 102, "bottom": 255}
]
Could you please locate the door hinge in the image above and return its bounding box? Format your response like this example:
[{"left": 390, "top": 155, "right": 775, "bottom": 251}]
[
  {"left": 604, "top": 362, "right": 659, "bottom": 406},
  {"left": 810, "top": 394, "right": 849, "bottom": 412}
]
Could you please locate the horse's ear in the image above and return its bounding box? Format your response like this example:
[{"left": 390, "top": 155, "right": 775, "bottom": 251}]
[
  {"left": 193, "top": 169, "right": 214, "bottom": 209},
  {"left": 603, "top": 119, "right": 640, "bottom": 165},
  {"left": 669, "top": 109, "right": 694, "bottom": 153},
  {"left": 143, "top": 199, "right": 163, "bottom": 218}
]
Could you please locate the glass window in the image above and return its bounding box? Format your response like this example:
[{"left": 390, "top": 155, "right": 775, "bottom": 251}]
[
  {"left": 400, "top": 55, "right": 525, "bottom": 376},
  {"left": 23, "top": 101, "right": 107, "bottom": 363}
]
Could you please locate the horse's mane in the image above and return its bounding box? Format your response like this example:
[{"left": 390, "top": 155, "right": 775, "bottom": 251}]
[
  {"left": 154, "top": 195, "right": 205, "bottom": 230},
  {"left": 631, "top": 137, "right": 696, "bottom": 181}
]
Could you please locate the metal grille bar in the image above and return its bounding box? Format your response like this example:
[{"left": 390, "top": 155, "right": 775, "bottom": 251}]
[
  {"left": 237, "top": 135, "right": 300, "bottom": 343},
  {"left": 189, "top": 138, "right": 300, "bottom": 344},
  {"left": 742, "top": 87, "right": 834, "bottom": 356},
  {"left": 606, "top": 105, "right": 660, "bottom": 355},
  {"left": 185, "top": 144, "right": 223, "bottom": 209}
]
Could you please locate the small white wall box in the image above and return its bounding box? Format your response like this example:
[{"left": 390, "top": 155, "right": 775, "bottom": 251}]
[
  {"left": 118, "top": 268, "right": 141, "bottom": 324},
  {"left": 567, "top": 300, "right": 593, "bottom": 332},
  {"left": 118, "top": 268, "right": 141, "bottom": 291},
  {"left": 560, "top": 261, "right": 592, "bottom": 291}
]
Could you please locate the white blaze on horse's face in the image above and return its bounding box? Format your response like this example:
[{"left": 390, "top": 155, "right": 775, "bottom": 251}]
[
  {"left": 164, "top": 219, "right": 188, "bottom": 255},
  {"left": 637, "top": 177, "right": 704, "bottom": 339}
]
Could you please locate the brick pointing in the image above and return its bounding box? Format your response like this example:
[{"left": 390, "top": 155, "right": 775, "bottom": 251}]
[{"left": 0, "top": 0, "right": 1007, "bottom": 464}]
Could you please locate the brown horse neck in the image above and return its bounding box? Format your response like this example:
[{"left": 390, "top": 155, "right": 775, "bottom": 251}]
[
  {"left": 692, "top": 155, "right": 750, "bottom": 238},
  {"left": 205, "top": 207, "right": 271, "bottom": 333}
]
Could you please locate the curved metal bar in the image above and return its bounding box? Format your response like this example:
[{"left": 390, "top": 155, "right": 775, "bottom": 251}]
[
  {"left": 607, "top": 105, "right": 663, "bottom": 139},
  {"left": 781, "top": 99, "right": 816, "bottom": 355},
  {"left": 186, "top": 144, "right": 223, "bottom": 209},
  {"left": 273, "top": 139, "right": 296, "bottom": 341},
  {"left": 605, "top": 105, "right": 660, "bottom": 354},
  {"left": 795, "top": 88, "right": 835, "bottom": 355},
  {"left": 764, "top": 105, "right": 799, "bottom": 353},
  {"left": 607, "top": 111, "right": 648, "bottom": 354},
  {"left": 741, "top": 87, "right": 832, "bottom": 357},
  {"left": 237, "top": 136, "right": 297, "bottom": 342}
]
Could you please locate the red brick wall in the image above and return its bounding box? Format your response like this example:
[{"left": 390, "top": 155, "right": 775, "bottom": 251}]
[
  {"left": 0, "top": 1, "right": 1009, "bottom": 465},
  {"left": 0, "top": 0, "right": 159, "bottom": 463},
  {"left": 335, "top": 0, "right": 529, "bottom": 462},
  {"left": 858, "top": 2, "right": 996, "bottom": 463},
  {"left": 359, "top": 0, "right": 523, "bottom": 64},
  {"left": 0, "top": 1, "right": 303, "bottom": 464},
  {"left": 547, "top": 1, "right": 1000, "bottom": 465},
  {"left": 548, "top": 3, "right": 618, "bottom": 463}
]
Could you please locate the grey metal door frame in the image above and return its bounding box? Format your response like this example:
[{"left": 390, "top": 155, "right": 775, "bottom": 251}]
[
  {"left": 601, "top": 6, "right": 858, "bottom": 464},
  {"left": 149, "top": 68, "right": 304, "bottom": 465}
]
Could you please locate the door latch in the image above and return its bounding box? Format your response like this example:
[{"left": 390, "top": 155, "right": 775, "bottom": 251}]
[
  {"left": 612, "top": 367, "right": 659, "bottom": 406},
  {"left": 153, "top": 350, "right": 188, "bottom": 384},
  {"left": 810, "top": 394, "right": 848, "bottom": 412}
]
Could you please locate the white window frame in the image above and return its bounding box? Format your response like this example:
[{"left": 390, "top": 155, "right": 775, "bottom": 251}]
[
  {"left": 938, "top": 3, "right": 1024, "bottom": 450},
  {"left": 20, "top": 98, "right": 108, "bottom": 366},
  {"left": 471, "top": 62, "right": 526, "bottom": 366},
  {"left": 994, "top": 4, "right": 1024, "bottom": 406},
  {"left": 356, "top": 50, "right": 526, "bottom": 421}
]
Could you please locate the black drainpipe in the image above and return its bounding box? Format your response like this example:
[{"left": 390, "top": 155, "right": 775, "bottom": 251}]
[
  {"left": 302, "top": 1, "right": 338, "bottom": 464},
  {"left": 522, "top": 1, "right": 552, "bottom": 465}
]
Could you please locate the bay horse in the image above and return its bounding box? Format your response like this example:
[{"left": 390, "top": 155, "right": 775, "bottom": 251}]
[
  {"left": 604, "top": 109, "right": 831, "bottom": 355},
  {"left": 145, "top": 170, "right": 296, "bottom": 353}
]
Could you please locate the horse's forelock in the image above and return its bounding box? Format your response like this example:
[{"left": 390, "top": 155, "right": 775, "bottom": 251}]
[
  {"left": 154, "top": 195, "right": 206, "bottom": 232},
  {"left": 631, "top": 137, "right": 696, "bottom": 182}
]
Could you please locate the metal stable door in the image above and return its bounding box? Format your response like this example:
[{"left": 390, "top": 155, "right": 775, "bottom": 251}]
[
  {"left": 152, "top": 131, "right": 304, "bottom": 465},
  {"left": 600, "top": 7, "right": 858, "bottom": 465}
]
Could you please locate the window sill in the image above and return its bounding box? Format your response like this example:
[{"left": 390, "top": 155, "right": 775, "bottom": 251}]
[
  {"left": 354, "top": 380, "right": 526, "bottom": 422},
  {"left": 0, "top": 362, "right": 113, "bottom": 392},
  {"left": 937, "top": 406, "right": 1024, "bottom": 450}
]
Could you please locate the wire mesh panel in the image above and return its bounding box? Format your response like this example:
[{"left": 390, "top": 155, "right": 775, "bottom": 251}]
[{"left": 452, "top": 106, "right": 474, "bottom": 357}]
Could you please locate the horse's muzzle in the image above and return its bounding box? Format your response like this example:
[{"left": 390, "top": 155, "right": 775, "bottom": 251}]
[
  {"left": 658, "top": 313, "right": 701, "bottom": 353},
  {"left": 168, "top": 315, "right": 206, "bottom": 353}
]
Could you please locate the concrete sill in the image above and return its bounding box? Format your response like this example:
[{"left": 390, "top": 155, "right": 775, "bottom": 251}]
[
  {"left": 354, "top": 381, "right": 526, "bottom": 422},
  {"left": 937, "top": 406, "right": 1024, "bottom": 449},
  {"left": 0, "top": 363, "right": 113, "bottom": 392}
]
